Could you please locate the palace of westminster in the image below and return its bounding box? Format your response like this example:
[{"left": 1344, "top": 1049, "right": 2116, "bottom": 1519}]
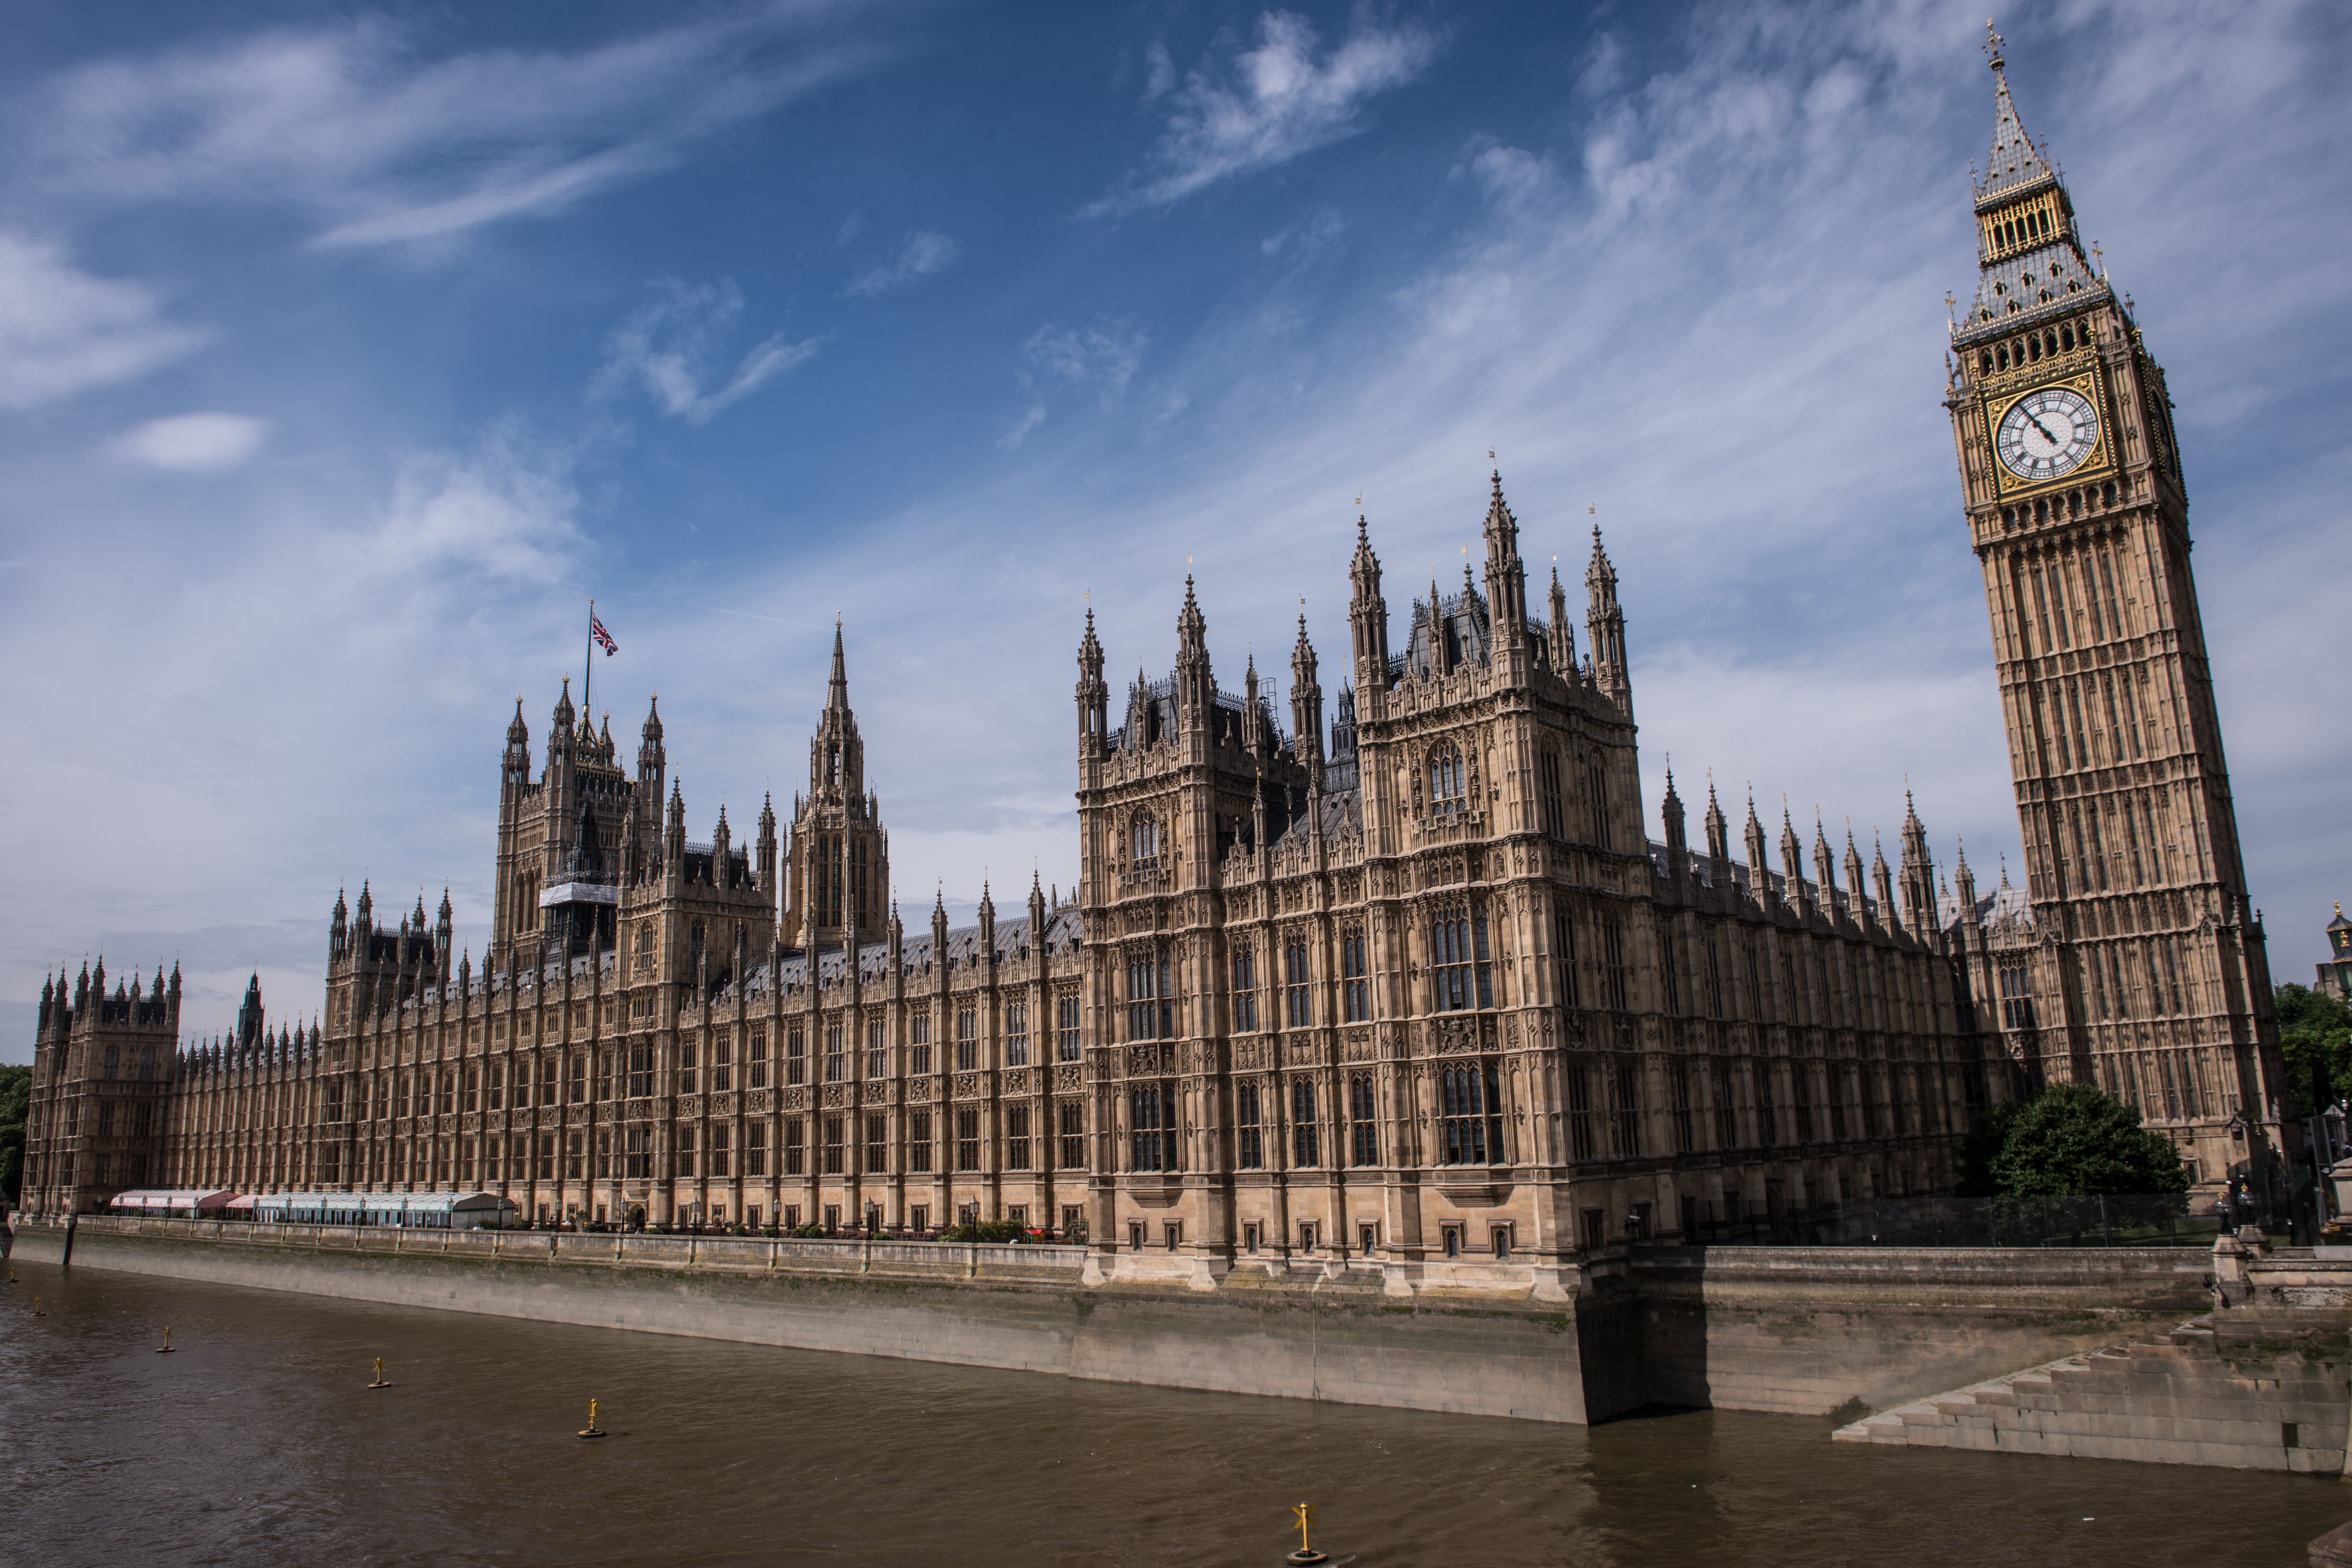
[{"left": 16, "top": 39, "right": 2288, "bottom": 1284}]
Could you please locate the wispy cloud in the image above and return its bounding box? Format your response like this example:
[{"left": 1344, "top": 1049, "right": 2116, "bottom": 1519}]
[
  {"left": 0, "top": 232, "right": 207, "bottom": 408},
  {"left": 112, "top": 412, "right": 268, "bottom": 473},
  {"left": 1087, "top": 10, "right": 1440, "bottom": 216},
  {"left": 595, "top": 280, "right": 821, "bottom": 425},
  {"left": 1001, "top": 320, "right": 1146, "bottom": 445},
  {"left": 846, "top": 229, "right": 962, "bottom": 297},
  {"left": 13, "top": 8, "right": 903, "bottom": 250}
]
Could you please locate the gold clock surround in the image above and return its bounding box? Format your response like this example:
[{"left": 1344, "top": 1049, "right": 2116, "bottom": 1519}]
[{"left": 1983, "top": 367, "right": 2112, "bottom": 500}]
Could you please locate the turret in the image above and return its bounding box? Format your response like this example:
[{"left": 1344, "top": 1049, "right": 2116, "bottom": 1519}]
[
  {"left": 666, "top": 779, "right": 686, "bottom": 863},
  {"left": 1842, "top": 831, "right": 1868, "bottom": 927},
  {"left": 436, "top": 889, "right": 454, "bottom": 972},
  {"left": 1779, "top": 811, "right": 1808, "bottom": 919},
  {"left": 757, "top": 792, "right": 779, "bottom": 898},
  {"left": 637, "top": 693, "right": 666, "bottom": 800},
  {"left": 1585, "top": 522, "right": 1631, "bottom": 716},
  {"left": 1174, "top": 575, "right": 1211, "bottom": 734},
  {"left": 503, "top": 698, "right": 532, "bottom": 786},
  {"left": 1289, "top": 614, "right": 1323, "bottom": 779},
  {"left": 1953, "top": 842, "right": 1981, "bottom": 934},
  {"left": 1703, "top": 780, "right": 1730, "bottom": 870},
  {"left": 551, "top": 678, "right": 576, "bottom": 754},
  {"left": 1871, "top": 836, "right": 1899, "bottom": 938},
  {"left": 1076, "top": 608, "right": 1109, "bottom": 758},
  {"left": 330, "top": 887, "right": 349, "bottom": 960},
  {"left": 1481, "top": 464, "right": 1530, "bottom": 655},
  {"left": 977, "top": 879, "right": 996, "bottom": 957},
  {"left": 1348, "top": 513, "right": 1391, "bottom": 697},
  {"left": 1813, "top": 820, "right": 1840, "bottom": 921},
  {"left": 1898, "top": 792, "right": 1937, "bottom": 939},
  {"left": 1242, "top": 653, "right": 1262, "bottom": 759},
  {"left": 1547, "top": 564, "right": 1578, "bottom": 679},
  {"left": 1660, "top": 769, "right": 1688, "bottom": 872},
  {"left": 236, "top": 973, "right": 263, "bottom": 1049}
]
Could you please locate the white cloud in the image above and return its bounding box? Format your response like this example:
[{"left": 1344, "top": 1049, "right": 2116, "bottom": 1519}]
[
  {"left": 845, "top": 229, "right": 961, "bottom": 297},
  {"left": 1088, "top": 10, "right": 1440, "bottom": 215},
  {"left": 0, "top": 232, "right": 207, "bottom": 409},
  {"left": 112, "top": 412, "right": 269, "bottom": 472},
  {"left": 372, "top": 432, "right": 582, "bottom": 579},
  {"left": 15, "top": 9, "right": 901, "bottom": 249},
  {"left": 595, "top": 280, "right": 820, "bottom": 425}
]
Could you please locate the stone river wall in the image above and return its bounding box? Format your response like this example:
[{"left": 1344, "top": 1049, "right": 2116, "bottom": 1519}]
[{"left": 3, "top": 1216, "right": 2215, "bottom": 1429}]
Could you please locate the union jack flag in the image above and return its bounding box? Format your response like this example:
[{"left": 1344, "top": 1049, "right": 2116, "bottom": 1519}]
[{"left": 590, "top": 613, "right": 618, "bottom": 656}]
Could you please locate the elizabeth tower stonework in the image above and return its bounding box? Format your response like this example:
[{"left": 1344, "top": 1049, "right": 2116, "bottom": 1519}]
[{"left": 1945, "top": 26, "right": 2285, "bottom": 1182}]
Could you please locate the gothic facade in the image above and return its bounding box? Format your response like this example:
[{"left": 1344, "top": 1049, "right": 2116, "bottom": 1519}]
[{"left": 17, "top": 37, "right": 2286, "bottom": 1281}]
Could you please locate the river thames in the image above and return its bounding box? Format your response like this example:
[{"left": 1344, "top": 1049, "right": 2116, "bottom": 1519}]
[{"left": 3, "top": 1261, "right": 2343, "bottom": 1567}]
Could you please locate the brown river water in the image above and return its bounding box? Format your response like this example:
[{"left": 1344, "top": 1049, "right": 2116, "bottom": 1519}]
[{"left": 2, "top": 1259, "right": 2344, "bottom": 1567}]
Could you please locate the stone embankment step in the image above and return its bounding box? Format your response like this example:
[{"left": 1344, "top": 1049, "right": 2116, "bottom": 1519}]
[{"left": 1832, "top": 1319, "right": 2352, "bottom": 1473}]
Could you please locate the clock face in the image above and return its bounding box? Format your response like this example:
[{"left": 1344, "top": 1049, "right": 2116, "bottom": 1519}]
[{"left": 1996, "top": 385, "right": 2100, "bottom": 482}]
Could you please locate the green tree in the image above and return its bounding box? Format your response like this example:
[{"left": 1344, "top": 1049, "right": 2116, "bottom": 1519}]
[
  {"left": 0, "top": 1063, "right": 29, "bottom": 1205},
  {"left": 1979, "top": 1082, "right": 2187, "bottom": 1198},
  {"left": 1956, "top": 1082, "right": 2187, "bottom": 1198},
  {"left": 2277, "top": 983, "right": 2352, "bottom": 1111}
]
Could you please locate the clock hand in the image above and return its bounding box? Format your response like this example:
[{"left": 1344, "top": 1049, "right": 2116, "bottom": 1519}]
[{"left": 2025, "top": 411, "right": 2062, "bottom": 445}]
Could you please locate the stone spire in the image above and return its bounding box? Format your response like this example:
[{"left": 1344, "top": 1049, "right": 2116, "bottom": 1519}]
[
  {"left": 1897, "top": 790, "right": 1937, "bottom": 939},
  {"left": 1585, "top": 518, "right": 1631, "bottom": 716},
  {"left": 1076, "top": 607, "right": 1108, "bottom": 757},
  {"left": 1481, "top": 462, "right": 1529, "bottom": 644},
  {"left": 1975, "top": 21, "right": 2051, "bottom": 201},
  {"left": 1703, "top": 778, "right": 1730, "bottom": 867},
  {"left": 1289, "top": 611, "right": 1323, "bottom": 774},
  {"left": 1547, "top": 561, "right": 1578, "bottom": 678},
  {"left": 1744, "top": 791, "right": 1776, "bottom": 912},
  {"left": 637, "top": 693, "right": 665, "bottom": 790},
  {"left": 503, "top": 696, "right": 532, "bottom": 784},
  {"left": 1348, "top": 511, "right": 1391, "bottom": 697},
  {"left": 1780, "top": 810, "right": 1810, "bottom": 919},
  {"left": 1175, "top": 573, "right": 1211, "bottom": 731}
]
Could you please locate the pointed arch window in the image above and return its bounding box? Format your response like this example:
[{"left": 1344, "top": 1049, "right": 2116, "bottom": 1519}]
[
  {"left": 1439, "top": 1061, "right": 1503, "bottom": 1166},
  {"left": 1130, "top": 813, "right": 1162, "bottom": 873},
  {"left": 1128, "top": 945, "right": 1172, "bottom": 1042},
  {"left": 1430, "top": 904, "right": 1493, "bottom": 1011},
  {"left": 1428, "top": 744, "right": 1466, "bottom": 816}
]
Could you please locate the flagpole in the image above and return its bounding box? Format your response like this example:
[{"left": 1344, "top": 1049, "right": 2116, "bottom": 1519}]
[{"left": 583, "top": 598, "right": 594, "bottom": 723}]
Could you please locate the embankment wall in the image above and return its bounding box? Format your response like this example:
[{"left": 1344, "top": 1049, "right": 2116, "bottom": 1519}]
[{"left": 5, "top": 1217, "right": 2214, "bottom": 1427}]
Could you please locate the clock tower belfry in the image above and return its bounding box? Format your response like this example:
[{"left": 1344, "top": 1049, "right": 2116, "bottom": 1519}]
[{"left": 1945, "top": 25, "right": 2285, "bottom": 1186}]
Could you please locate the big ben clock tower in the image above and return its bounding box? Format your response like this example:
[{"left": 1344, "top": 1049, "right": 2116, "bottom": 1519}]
[{"left": 1946, "top": 24, "right": 2285, "bottom": 1188}]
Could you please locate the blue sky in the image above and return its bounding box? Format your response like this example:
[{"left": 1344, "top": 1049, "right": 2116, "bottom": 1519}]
[{"left": 3, "top": 0, "right": 2347, "bottom": 1057}]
